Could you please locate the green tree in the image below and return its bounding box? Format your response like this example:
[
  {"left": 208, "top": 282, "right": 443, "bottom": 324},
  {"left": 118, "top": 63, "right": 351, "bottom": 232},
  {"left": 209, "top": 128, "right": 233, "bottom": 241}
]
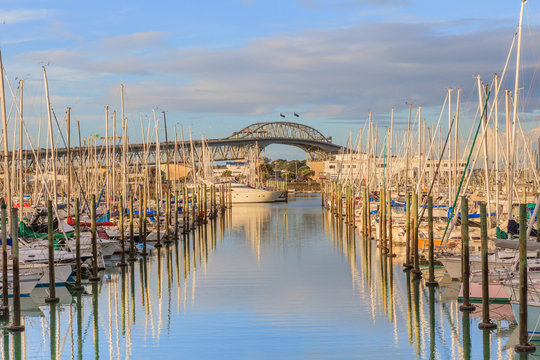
[{"left": 222, "top": 170, "right": 232, "bottom": 177}]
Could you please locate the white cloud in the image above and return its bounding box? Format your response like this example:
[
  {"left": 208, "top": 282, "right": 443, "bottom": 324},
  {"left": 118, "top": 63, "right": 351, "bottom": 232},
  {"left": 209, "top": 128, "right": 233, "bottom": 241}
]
[{"left": 0, "top": 8, "right": 57, "bottom": 24}]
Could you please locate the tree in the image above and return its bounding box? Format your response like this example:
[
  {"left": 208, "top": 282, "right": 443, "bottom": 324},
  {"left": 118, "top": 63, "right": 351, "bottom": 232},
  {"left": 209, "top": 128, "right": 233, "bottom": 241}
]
[
  {"left": 301, "top": 168, "right": 315, "bottom": 179},
  {"left": 222, "top": 170, "right": 232, "bottom": 177}
]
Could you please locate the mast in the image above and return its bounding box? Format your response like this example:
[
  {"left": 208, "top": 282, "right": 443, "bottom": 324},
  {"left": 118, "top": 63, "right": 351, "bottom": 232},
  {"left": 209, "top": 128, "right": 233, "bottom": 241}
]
[
  {"left": 506, "top": 90, "right": 512, "bottom": 220},
  {"left": 389, "top": 108, "right": 394, "bottom": 190},
  {"left": 112, "top": 110, "right": 117, "bottom": 205},
  {"left": 120, "top": 85, "right": 127, "bottom": 199},
  {"left": 509, "top": 0, "right": 526, "bottom": 220},
  {"left": 18, "top": 80, "right": 23, "bottom": 219},
  {"left": 447, "top": 88, "right": 453, "bottom": 207},
  {"left": 405, "top": 103, "right": 412, "bottom": 195},
  {"left": 454, "top": 89, "right": 461, "bottom": 206},
  {"left": 43, "top": 66, "right": 58, "bottom": 210},
  {"left": 494, "top": 74, "right": 500, "bottom": 226},
  {"left": 105, "top": 106, "right": 110, "bottom": 213},
  {"left": 2, "top": 50, "right": 15, "bottom": 231},
  {"left": 66, "top": 107, "right": 71, "bottom": 217},
  {"left": 477, "top": 76, "right": 492, "bottom": 225}
]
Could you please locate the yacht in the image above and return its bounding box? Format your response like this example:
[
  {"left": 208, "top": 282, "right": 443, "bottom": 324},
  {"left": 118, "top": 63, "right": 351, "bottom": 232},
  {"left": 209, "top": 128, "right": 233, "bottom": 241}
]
[{"left": 230, "top": 183, "right": 282, "bottom": 204}]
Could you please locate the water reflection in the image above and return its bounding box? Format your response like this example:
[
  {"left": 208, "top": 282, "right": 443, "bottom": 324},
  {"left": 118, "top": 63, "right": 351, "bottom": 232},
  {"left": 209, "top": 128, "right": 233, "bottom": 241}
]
[{"left": 0, "top": 195, "right": 531, "bottom": 359}]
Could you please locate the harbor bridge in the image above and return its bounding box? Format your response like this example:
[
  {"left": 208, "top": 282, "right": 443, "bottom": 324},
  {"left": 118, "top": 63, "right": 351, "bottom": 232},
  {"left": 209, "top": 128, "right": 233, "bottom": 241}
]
[{"left": 19, "top": 122, "right": 345, "bottom": 169}]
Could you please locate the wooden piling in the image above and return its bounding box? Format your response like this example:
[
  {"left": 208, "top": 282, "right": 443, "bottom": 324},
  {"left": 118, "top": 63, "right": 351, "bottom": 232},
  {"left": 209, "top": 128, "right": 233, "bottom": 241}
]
[
  {"left": 128, "top": 195, "right": 136, "bottom": 261},
  {"left": 174, "top": 190, "right": 179, "bottom": 239},
  {"left": 387, "top": 189, "right": 394, "bottom": 256},
  {"left": 45, "top": 200, "right": 59, "bottom": 303},
  {"left": 155, "top": 194, "right": 162, "bottom": 248},
  {"left": 404, "top": 193, "right": 412, "bottom": 269},
  {"left": 6, "top": 207, "right": 24, "bottom": 331},
  {"left": 117, "top": 196, "right": 127, "bottom": 267},
  {"left": 141, "top": 190, "right": 148, "bottom": 257},
  {"left": 89, "top": 195, "right": 100, "bottom": 281},
  {"left": 478, "top": 203, "right": 495, "bottom": 329},
  {"left": 164, "top": 190, "right": 172, "bottom": 243},
  {"left": 425, "top": 196, "right": 438, "bottom": 287},
  {"left": 72, "top": 198, "right": 84, "bottom": 291},
  {"left": 515, "top": 203, "right": 536, "bottom": 352},
  {"left": 0, "top": 202, "right": 8, "bottom": 317},
  {"left": 459, "top": 197, "right": 475, "bottom": 311},
  {"left": 412, "top": 193, "right": 422, "bottom": 279}
]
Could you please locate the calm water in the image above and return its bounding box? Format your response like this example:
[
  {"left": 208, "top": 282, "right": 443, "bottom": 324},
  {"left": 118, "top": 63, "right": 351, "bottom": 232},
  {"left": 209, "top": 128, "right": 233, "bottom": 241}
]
[{"left": 0, "top": 195, "right": 537, "bottom": 359}]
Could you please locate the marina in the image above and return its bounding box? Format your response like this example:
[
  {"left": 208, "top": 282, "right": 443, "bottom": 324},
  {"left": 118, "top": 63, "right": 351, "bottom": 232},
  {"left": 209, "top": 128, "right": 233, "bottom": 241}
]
[
  {"left": 0, "top": 195, "right": 532, "bottom": 359},
  {"left": 3, "top": 0, "right": 540, "bottom": 359}
]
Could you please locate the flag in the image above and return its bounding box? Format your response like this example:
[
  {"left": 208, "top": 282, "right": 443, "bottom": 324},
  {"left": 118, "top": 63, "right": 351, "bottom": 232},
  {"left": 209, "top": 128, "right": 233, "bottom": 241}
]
[{"left": 280, "top": 113, "right": 285, "bottom": 118}]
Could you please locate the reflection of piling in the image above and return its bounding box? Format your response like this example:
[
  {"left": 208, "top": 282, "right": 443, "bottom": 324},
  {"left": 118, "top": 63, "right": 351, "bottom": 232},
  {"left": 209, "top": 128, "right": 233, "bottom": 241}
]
[
  {"left": 428, "top": 286, "right": 436, "bottom": 360},
  {"left": 45, "top": 200, "right": 59, "bottom": 303},
  {"left": 478, "top": 203, "right": 495, "bottom": 329},
  {"left": 49, "top": 303, "right": 57, "bottom": 358},
  {"left": 89, "top": 195, "right": 100, "bottom": 282},
  {"left": 72, "top": 198, "right": 84, "bottom": 291},
  {"left": 515, "top": 203, "right": 536, "bottom": 352},
  {"left": 0, "top": 202, "right": 8, "bottom": 318},
  {"left": 76, "top": 292, "right": 83, "bottom": 359},
  {"left": 459, "top": 197, "right": 475, "bottom": 311},
  {"left": 6, "top": 208, "right": 24, "bottom": 331},
  {"left": 91, "top": 282, "right": 100, "bottom": 358},
  {"left": 426, "top": 196, "right": 438, "bottom": 287},
  {"left": 462, "top": 312, "right": 471, "bottom": 360}
]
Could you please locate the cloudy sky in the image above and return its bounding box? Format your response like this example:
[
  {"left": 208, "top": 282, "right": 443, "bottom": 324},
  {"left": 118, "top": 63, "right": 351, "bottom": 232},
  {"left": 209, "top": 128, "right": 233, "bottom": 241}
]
[{"left": 0, "top": 0, "right": 539, "bottom": 159}]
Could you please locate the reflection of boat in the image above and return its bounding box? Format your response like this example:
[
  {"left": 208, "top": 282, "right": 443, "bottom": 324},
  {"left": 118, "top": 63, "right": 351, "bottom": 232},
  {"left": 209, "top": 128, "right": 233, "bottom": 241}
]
[
  {"left": 0, "top": 269, "right": 41, "bottom": 297},
  {"left": 31, "top": 285, "right": 73, "bottom": 305},
  {"left": 231, "top": 184, "right": 282, "bottom": 204}
]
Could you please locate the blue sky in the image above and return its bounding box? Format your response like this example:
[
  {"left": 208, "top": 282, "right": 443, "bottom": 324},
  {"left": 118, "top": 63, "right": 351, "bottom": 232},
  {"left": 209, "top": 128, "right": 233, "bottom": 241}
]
[{"left": 0, "top": 0, "right": 539, "bottom": 159}]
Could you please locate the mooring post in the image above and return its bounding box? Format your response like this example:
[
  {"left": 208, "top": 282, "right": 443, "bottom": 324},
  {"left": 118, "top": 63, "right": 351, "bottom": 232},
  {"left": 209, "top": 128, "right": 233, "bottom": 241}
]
[
  {"left": 426, "top": 195, "right": 438, "bottom": 287},
  {"left": 412, "top": 193, "right": 422, "bottom": 279},
  {"left": 155, "top": 194, "right": 163, "bottom": 248},
  {"left": 117, "top": 196, "right": 127, "bottom": 267},
  {"left": 6, "top": 207, "right": 24, "bottom": 331},
  {"left": 459, "top": 197, "right": 475, "bottom": 311},
  {"left": 164, "top": 190, "right": 172, "bottom": 243},
  {"left": 175, "top": 190, "right": 179, "bottom": 239},
  {"left": 89, "top": 195, "right": 100, "bottom": 281},
  {"left": 367, "top": 187, "right": 372, "bottom": 240},
  {"left": 128, "top": 195, "right": 136, "bottom": 262},
  {"left": 0, "top": 201, "right": 9, "bottom": 318},
  {"left": 478, "top": 203, "right": 496, "bottom": 329},
  {"left": 387, "top": 189, "right": 394, "bottom": 256},
  {"left": 515, "top": 203, "right": 536, "bottom": 352},
  {"left": 45, "top": 199, "right": 59, "bottom": 303},
  {"left": 72, "top": 198, "right": 84, "bottom": 291},
  {"left": 141, "top": 190, "right": 148, "bottom": 257},
  {"left": 404, "top": 192, "right": 412, "bottom": 269}
]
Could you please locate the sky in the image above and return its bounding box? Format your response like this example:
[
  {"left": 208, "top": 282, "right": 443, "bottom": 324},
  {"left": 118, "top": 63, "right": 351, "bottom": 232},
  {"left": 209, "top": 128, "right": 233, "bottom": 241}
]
[{"left": 1, "top": 0, "right": 540, "bottom": 159}]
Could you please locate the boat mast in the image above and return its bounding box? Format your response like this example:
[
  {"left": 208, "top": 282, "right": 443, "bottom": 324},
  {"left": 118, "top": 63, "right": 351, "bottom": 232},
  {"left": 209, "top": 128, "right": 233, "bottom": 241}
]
[
  {"left": 18, "top": 80, "right": 23, "bottom": 219},
  {"left": 477, "top": 76, "right": 492, "bottom": 225},
  {"left": 509, "top": 0, "right": 526, "bottom": 221},
  {"left": 494, "top": 74, "right": 500, "bottom": 226},
  {"left": 405, "top": 103, "right": 412, "bottom": 195},
  {"left": 43, "top": 66, "right": 58, "bottom": 210}
]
